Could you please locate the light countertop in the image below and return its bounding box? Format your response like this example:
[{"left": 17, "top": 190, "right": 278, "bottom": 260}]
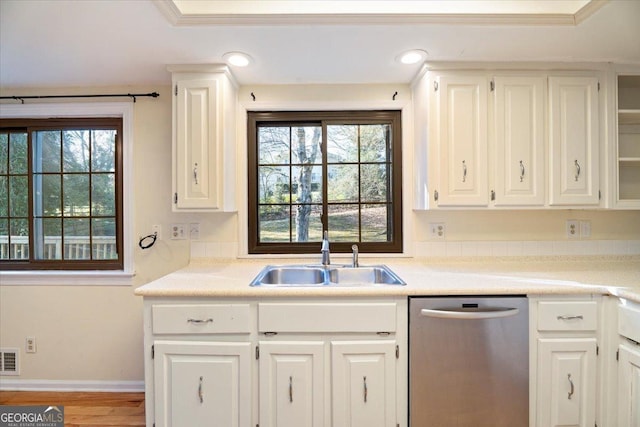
[{"left": 134, "top": 256, "right": 640, "bottom": 302}]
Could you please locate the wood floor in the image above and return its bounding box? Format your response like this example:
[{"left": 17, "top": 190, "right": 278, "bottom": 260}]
[{"left": 0, "top": 391, "right": 145, "bottom": 426}]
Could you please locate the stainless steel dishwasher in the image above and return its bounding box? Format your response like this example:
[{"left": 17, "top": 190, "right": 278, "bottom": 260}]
[{"left": 409, "top": 296, "right": 529, "bottom": 427}]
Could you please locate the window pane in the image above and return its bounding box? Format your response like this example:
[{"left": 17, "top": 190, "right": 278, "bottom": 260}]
[
  {"left": 0, "top": 176, "right": 7, "bottom": 217},
  {"left": 259, "top": 166, "right": 290, "bottom": 203},
  {"left": 9, "top": 176, "right": 28, "bottom": 217},
  {"left": 34, "top": 218, "right": 62, "bottom": 260},
  {"left": 327, "top": 125, "right": 358, "bottom": 162},
  {"left": 0, "top": 219, "right": 7, "bottom": 259},
  {"left": 9, "top": 133, "right": 28, "bottom": 174},
  {"left": 293, "top": 204, "right": 322, "bottom": 242},
  {"left": 93, "top": 218, "right": 117, "bottom": 259},
  {"left": 64, "top": 218, "right": 90, "bottom": 259},
  {"left": 360, "top": 124, "right": 389, "bottom": 162},
  {"left": 327, "top": 165, "right": 358, "bottom": 202},
  {"left": 259, "top": 205, "right": 290, "bottom": 242},
  {"left": 0, "top": 133, "right": 8, "bottom": 174},
  {"left": 328, "top": 204, "right": 359, "bottom": 242},
  {"left": 63, "top": 174, "right": 90, "bottom": 216},
  {"left": 63, "top": 130, "right": 90, "bottom": 172},
  {"left": 92, "top": 130, "right": 116, "bottom": 172},
  {"left": 361, "top": 204, "right": 388, "bottom": 242},
  {"left": 360, "top": 164, "right": 388, "bottom": 202},
  {"left": 258, "top": 126, "right": 290, "bottom": 165},
  {"left": 291, "top": 126, "right": 321, "bottom": 165},
  {"left": 9, "top": 218, "right": 28, "bottom": 259},
  {"left": 92, "top": 174, "right": 115, "bottom": 216},
  {"left": 34, "top": 174, "right": 62, "bottom": 217},
  {"left": 33, "top": 131, "right": 61, "bottom": 173},
  {"left": 292, "top": 165, "right": 322, "bottom": 203}
]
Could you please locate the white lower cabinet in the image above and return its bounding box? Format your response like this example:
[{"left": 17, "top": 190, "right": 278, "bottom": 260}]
[
  {"left": 618, "top": 343, "right": 640, "bottom": 427},
  {"left": 153, "top": 341, "right": 252, "bottom": 427},
  {"left": 259, "top": 341, "right": 325, "bottom": 427},
  {"left": 536, "top": 338, "right": 597, "bottom": 427},
  {"left": 331, "top": 341, "right": 397, "bottom": 427},
  {"left": 531, "top": 296, "right": 600, "bottom": 427}
]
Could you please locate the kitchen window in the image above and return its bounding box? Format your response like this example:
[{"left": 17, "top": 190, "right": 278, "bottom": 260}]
[
  {"left": 0, "top": 118, "right": 123, "bottom": 270},
  {"left": 247, "top": 110, "right": 402, "bottom": 254}
]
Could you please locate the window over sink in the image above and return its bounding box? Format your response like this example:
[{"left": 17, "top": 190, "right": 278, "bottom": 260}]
[{"left": 247, "top": 110, "right": 402, "bottom": 254}]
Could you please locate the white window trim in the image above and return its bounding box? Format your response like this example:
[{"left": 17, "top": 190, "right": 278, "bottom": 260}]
[{"left": 0, "top": 102, "right": 134, "bottom": 285}]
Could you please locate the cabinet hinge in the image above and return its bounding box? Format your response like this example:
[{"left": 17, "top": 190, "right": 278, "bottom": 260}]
[
  {"left": 255, "top": 345, "right": 259, "bottom": 360},
  {"left": 174, "top": 85, "right": 178, "bottom": 96},
  {"left": 599, "top": 190, "right": 601, "bottom": 200},
  {"left": 597, "top": 81, "right": 600, "bottom": 91},
  {"left": 596, "top": 345, "right": 599, "bottom": 356},
  {"left": 490, "top": 190, "right": 495, "bottom": 201},
  {"left": 173, "top": 193, "right": 178, "bottom": 204},
  {"left": 434, "top": 190, "right": 439, "bottom": 201},
  {"left": 434, "top": 81, "right": 439, "bottom": 91},
  {"left": 490, "top": 80, "right": 495, "bottom": 92},
  {"left": 396, "top": 345, "right": 399, "bottom": 359},
  {"left": 616, "top": 349, "right": 619, "bottom": 361},
  {"left": 151, "top": 345, "right": 154, "bottom": 359}
]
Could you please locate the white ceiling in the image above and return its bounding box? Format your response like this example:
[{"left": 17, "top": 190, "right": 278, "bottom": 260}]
[{"left": 1, "top": 0, "right": 639, "bottom": 89}]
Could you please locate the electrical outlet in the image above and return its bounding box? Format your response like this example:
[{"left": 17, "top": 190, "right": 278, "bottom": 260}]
[
  {"left": 580, "top": 220, "right": 591, "bottom": 238},
  {"left": 189, "top": 223, "right": 200, "bottom": 240},
  {"left": 429, "top": 223, "right": 446, "bottom": 240},
  {"left": 170, "top": 223, "right": 186, "bottom": 240},
  {"left": 26, "top": 336, "right": 36, "bottom": 353},
  {"left": 566, "top": 220, "right": 580, "bottom": 239},
  {"left": 151, "top": 224, "right": 162, "bottom": 240}
]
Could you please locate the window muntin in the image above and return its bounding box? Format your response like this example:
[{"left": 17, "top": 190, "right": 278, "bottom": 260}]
[
  {"left": 248, "top": 111, "right": 402, "bottom": 254},
  {"left": 0, "top": 118, "right": 123, "bottom": 270}
]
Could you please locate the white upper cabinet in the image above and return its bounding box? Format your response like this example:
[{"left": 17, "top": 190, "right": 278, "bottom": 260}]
[
  {"left": 493, "top": 76, "right": 546, "bottom": 206},
  {"left": 417, "top": 67, "right": 603, "bottom": 209},
  {"left": 169, "top": 65, "right": 237, "bottom": 212},
  {"left": 614, "top": 73, "right": 640, "bottom": 209},
  {"left": 548, "top": 76, "right": 600, "bottom": 206},
  {"left": 431, "top": 73, "right": 489, "bottom": 206}
]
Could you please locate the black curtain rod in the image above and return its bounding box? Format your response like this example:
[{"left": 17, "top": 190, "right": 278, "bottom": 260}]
[{"left": 0, "top": 92, "right": 160, "bottom": 104}]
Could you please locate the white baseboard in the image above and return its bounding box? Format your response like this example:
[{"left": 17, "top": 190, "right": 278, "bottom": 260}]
[{"left": 0, "top": 379, "right": 144, "bottom": 392}]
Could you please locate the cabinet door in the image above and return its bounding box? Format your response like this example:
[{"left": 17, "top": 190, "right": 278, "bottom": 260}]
[
  {"left": 153, "top": 340, "right": 251, "bottom": 427},
  {"left": 548, "top": 76, "right": 600, "bottom": 205},
  {"left": 618, "top": 343, "right": 640, "bottom": 427},
  {"left": 259, "top": 341, "right": 325, "bottom": 427},
  {"left": 536, "top": 338, "right": 597, "bottom": 427},
  {"left": 331, "top": 340, "right": 396, "bottom": 427},
  {"left": 174, "top": 77, "right": 220, "bottom": 210},
  {"left": 434, "top": 74, "right": 489, "bottom": 206},
  {"left": 493, "top": 76, "right": 545, "bottom": 206}
]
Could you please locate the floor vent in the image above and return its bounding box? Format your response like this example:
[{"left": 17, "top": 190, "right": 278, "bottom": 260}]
[{"left": 0, "top": 348, "right": 19, "bottom": 375}]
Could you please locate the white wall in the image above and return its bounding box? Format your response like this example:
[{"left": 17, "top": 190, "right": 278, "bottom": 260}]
[{"left": 0, "top": 82, "right": 639, "bottom": 386}]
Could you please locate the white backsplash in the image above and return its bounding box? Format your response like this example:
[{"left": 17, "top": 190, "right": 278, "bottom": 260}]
[{"left": 191, "top": 240, "right": 640, "bottom": 259}]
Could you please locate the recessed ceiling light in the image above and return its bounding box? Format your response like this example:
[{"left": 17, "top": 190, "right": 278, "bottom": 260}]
[
  {"left": 223, "top": 52, "right": 252, "bottom": 67},
  {"left": 397, "top": 49, "right": 427, "bottom": 65}
]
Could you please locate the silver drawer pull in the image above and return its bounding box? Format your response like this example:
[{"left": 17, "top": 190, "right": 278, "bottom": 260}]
[
  {"left": 519, "top": 160, "right": 525, "bottom": 182},
  {"left": 363, "top": 376, "right": 368, "bottom": 403},
  {"left": 289, "top": 376, "right": 293, "bottom": 403},
  {"left": 462, "top": 160, "right": 467, "bottom": 183},
  {"left": 557, "top": 315, "right": 584, "bottom": 321},
  {"left": 187, "top": 318, "right": 213, "bottom": 324},
  {"left": 574, "top": 159, "right": 581, "bottom": 182},
  {"left": 567, "top": 373, "right": 574, "bottom": 400},
  {"left": 198, "top": 376, "right": 204, "bottom": 403}
]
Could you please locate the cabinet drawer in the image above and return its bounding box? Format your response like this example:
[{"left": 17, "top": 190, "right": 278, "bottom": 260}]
[
  {"left": 537, "top": 301, "right": 598, "bottom": 331},
  {"left": 258, "top": 303, "right": 397, "bottom": 333},
  {"left": 618, "top": 301, "right": 640, "bottom": 343},
  {"left": 152, "top": 304, "right": 251, "bottom": 334}
]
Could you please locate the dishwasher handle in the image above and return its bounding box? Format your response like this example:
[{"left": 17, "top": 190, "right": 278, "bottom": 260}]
[{"left": 420, "top": 307, "right": 520, "bottom": 320}]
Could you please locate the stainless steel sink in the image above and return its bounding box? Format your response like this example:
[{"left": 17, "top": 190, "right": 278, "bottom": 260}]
[{"left": 249, "top": 264, "right": 405, "bottom": 287}]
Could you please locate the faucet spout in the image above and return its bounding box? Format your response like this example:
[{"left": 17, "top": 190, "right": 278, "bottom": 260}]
[
  {"left": 351, "top": 244, "right": 359, "bottom": 268},
  {"left": 321, "top": 231, "right": 330, "bottom": 266}
]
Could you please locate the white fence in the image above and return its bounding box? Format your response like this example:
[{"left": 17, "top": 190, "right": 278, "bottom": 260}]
[{"left": 0, "top": 236, "right": 117, "bottom": 260}]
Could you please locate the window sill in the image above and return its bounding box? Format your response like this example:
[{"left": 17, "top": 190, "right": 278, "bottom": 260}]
[{"left": 0, "top": 270, "right": 135, "bottom": 286}]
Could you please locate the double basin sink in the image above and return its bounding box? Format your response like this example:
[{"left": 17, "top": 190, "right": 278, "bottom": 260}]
[{"left": 249, "top": 264, "right": 406, "bottom": 287}]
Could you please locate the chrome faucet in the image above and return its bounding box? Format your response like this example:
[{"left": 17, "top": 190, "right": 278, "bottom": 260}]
[
  {"left": 351, "top": 244, "right": 359, "bottom": 268},
  {"left": 321, "top": 230, "right": 330, "bottom": 266}
]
